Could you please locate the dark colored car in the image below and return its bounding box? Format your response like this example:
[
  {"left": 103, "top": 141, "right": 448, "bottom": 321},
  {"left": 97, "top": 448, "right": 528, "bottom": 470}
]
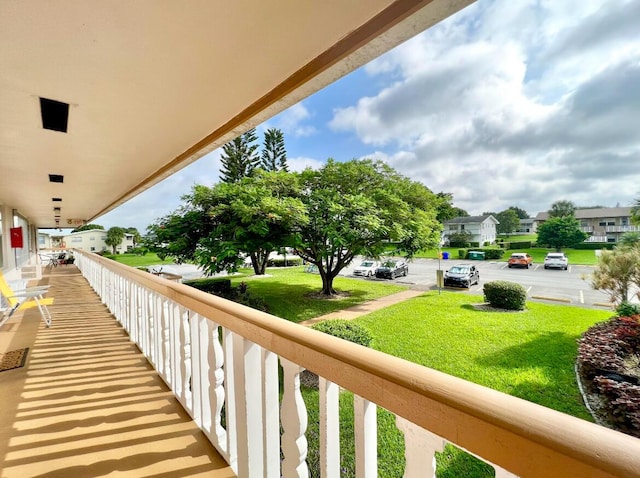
[
  {"left": 375, "top": 260, "right": 408, "bottom": 279},
  {"left": 443, "top": 264, "right": 479, "bottom": 288}
]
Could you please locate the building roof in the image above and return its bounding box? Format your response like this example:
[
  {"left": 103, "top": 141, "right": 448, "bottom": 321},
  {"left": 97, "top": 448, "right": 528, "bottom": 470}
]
[
  {"left": 444, "top": 215, "right": 499, "bottom": 224},
  {"left": 535, "top": 207, "right": 632, "bottom": 221}
]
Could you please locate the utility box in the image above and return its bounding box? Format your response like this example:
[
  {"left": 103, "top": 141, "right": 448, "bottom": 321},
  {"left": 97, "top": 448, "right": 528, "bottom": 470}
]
[{"left": 469, "top": 251, "right": 485, "bottom": 260}]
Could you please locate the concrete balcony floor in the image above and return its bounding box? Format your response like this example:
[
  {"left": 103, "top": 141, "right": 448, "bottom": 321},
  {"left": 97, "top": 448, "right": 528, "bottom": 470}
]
[{"left": 0, "top": 266, "right": 234, "bottom": 477}]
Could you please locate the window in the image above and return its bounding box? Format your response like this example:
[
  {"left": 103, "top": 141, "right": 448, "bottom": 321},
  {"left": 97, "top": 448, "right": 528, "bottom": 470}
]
[
  {"left": 607, "top": 221, "right": 615, "bottom": 226},
  {"left": 90, "top": 236, "right": 95, "bottom": 241},
  {"left": 607, "top": 237, "right": 616, "bottom": 243},
  {"left": 90, "top": 247, "right": 96, "bottom": 252},
  {"left": 599, "top": 221, "right": 606, "bottom": 226},
  {"left": 461, "top": 225, "right": 465, "bottom": 230},
  {"left": 72, "top": 237, "right": 82, "bottom": 243}
]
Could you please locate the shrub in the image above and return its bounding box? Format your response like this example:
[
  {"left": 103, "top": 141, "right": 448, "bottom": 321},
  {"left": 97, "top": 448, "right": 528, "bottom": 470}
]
[
  {"left": 483, "top": 280, "right": 527, "bottom": 310},
  {"left": 617, "top": 302, "right": 640, "bottom": 318},
  {"left": 266, "top": 257, "right": 303, "bottom": 267},
  {"left": 578, "top": 315, "right": 640, "bottom": 438},
  {"left": 458, "top": 248, "right": 468, "bottom": 259},
  {"left": 311, "top": 320, "right": 372, "bottom": 347},
  {"left": 184, "top": 278, "right": 232, "bottom": 294},
  {"left": 502, "top": 241, "right": 533, "bottom": 250},
  {"left": 184, "top": 278, "right": 268, "bottom": 312}
]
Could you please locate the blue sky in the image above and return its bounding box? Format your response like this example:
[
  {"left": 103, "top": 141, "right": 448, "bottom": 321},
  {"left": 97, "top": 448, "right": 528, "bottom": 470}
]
[{"left": 98, "top": 0, "right": 640, "bottom": 233}]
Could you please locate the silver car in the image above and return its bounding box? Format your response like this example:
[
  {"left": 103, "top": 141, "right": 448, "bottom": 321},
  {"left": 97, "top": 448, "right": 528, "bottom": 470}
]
[
  {"left": 544, "top": 252, "right": 568, "bottom": 270},
  {"left": 353, "top": 260, "right": 379, "bottom": 277}
]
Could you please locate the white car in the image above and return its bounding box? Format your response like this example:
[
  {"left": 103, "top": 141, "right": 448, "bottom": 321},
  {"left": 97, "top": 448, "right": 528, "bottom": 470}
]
[
  {"left": 544, "top": 252, "right": 569, "bottom": 270},
  {"left": 353, "top": 260, "right": 379, "bottom": 277}
]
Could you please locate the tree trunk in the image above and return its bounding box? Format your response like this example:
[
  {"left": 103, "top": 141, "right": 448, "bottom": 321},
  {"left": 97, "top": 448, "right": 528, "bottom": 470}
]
[
  {"left": 249, "top": 253, "right": 261, "bottom": 275},
  {"left": 319, "top": 268, "right": 338, "bottom": 295}
]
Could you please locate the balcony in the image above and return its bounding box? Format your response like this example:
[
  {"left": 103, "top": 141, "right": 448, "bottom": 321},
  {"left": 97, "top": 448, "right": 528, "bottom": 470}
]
[
  {"left": 2, "top": 251, "right": 639, "bottom": 477},
  {"left": 605, "top": 225, "right": 640, "bottom": 233}
]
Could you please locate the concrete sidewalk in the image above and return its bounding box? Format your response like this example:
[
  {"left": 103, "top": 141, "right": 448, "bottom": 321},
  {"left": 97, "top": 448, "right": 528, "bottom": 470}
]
[{"left": 300, "top": 289, "right": 425, "bottom": 326}]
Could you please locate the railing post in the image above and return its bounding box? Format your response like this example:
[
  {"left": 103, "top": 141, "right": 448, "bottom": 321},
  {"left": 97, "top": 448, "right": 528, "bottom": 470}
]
[
  {"left": 281, "top": 358, "right": 309, "bottom": 478},
  {"left": 354, "top": 395, "right": 377, "bottom": 478}
]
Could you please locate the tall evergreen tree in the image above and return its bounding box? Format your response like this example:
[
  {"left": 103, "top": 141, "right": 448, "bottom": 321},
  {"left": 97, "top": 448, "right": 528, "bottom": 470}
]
[
  {"left": 219, "top": 128, "right": 260, "bottom": 183},
  {"left": 261, "top": 128, "right": 288, "bottom": 172}
]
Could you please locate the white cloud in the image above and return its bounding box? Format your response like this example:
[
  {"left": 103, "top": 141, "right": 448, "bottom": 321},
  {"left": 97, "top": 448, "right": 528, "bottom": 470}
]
[
  {"left": 287, "top": 156, "right": 325, "bottom": 172},
  {"left": 271, "top": 103, "right": 317, "bottom": 137},
  {"left": 328, "top": 0, "right": 640, "bottom": 216}
]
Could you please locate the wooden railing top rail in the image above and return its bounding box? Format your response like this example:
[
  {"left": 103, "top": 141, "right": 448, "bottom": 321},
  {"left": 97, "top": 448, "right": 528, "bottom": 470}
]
[{"left": 76, "top": 250, "right": 640, "bottom": 478}]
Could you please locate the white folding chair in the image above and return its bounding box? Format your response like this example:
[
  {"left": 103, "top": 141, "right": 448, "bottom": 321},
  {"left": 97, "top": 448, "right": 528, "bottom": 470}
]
[{"left": 0, "top": 274, "right": 52, "bottom": 328}]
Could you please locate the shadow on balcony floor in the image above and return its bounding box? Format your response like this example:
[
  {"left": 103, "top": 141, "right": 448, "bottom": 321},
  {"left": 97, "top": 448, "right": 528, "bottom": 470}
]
[{"left": 0, "top": 265, "right": 235, "bottom": 477}]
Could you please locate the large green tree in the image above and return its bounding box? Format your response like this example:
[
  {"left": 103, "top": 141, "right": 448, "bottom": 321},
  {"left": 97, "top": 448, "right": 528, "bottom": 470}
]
[
  {"left": 434, "top": 192, "right": 468, "bottom": 222},
  {"left": 219, "top": 128, "right": 260, "bottom": 183},
  {"left": 536, "top": 216, "right": 587, "bottom": 251},
  {"left": 295, "top": 159, "right": 441, "bottom": 295},
  {"left": 508, "top": 206, "right": 529, "bottom": 219},
  {"left": 495, "top": 209, "right": 520, "bottom": 235},
  {"left": 548, "top": 200, "right": 577, "bottom": 218},
  {"left": 147, "top": 171, "right": 306, "bottom": 276},
  {"left": 261, "top": 128, "right": 288, "bottom": 172},
  {"left": 104, "top": 227, "right": 126, "bottom": 254}
]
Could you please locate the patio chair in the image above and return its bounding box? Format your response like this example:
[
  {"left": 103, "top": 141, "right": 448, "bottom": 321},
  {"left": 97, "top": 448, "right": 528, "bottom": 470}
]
[{"left": 0, "top": 273, "right": 52, "bottom": 328}]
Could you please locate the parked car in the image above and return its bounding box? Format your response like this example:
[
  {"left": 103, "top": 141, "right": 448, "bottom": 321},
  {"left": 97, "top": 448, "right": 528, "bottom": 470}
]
[
  {"left": 508, "top": 252, "right": 533, "bottom": 269},
  {"left": 353, "top": 259, "right": 379, "bottom": 277},
  {"left": 544, "top": 252, "right": 569, "bottom": 270},
  {"left": 443, "top": 264, "right": 479, "bottom": 288},
  {"left": 375, "top": 260, "right": 408, "bottom": 279}
]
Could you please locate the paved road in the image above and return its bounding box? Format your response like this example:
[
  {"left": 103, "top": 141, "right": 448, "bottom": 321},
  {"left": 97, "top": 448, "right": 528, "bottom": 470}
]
[{"left": 340, "top": 257, "right": 614, "bottom": 310}]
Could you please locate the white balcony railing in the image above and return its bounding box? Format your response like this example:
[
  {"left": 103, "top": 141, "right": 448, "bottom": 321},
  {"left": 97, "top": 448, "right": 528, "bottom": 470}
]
[
  {"left": 74, "top": 250, "right": 640, "bottom": 478},
  {"left": 605, "top": 225, "right": 640, "bottom": 233}
]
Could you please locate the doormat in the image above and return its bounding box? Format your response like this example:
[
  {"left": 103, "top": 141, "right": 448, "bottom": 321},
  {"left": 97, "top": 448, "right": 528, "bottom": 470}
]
[{"left": 0, "top": 347, "right": 29, "bottom": 372}]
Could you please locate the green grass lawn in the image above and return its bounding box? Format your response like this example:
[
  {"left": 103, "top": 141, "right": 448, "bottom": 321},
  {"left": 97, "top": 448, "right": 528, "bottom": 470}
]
[
  {"left": 107, "top": 252, "right": 174, "bottom": 268},
  {"left": 228, "top": 267, "right": 407, "bottom": 323},
  {"left": 301, "top": 292, "right": 612, "bottom": 477}
]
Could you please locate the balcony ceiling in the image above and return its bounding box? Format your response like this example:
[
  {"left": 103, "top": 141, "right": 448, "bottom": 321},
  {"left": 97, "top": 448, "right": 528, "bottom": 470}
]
[{"left": 0, "top": 0, "right": 472, "bottom": 229}]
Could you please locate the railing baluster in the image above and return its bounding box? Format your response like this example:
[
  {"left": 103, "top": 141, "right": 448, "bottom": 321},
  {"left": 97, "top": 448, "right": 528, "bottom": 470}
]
[
  {"left": 281, "top": 358, "right": 308, "bottom": 478},
  {"left": 396, "top": 417, "right": 445, "bottom": 478},
  {"left": 354, "top": 395, "right": 377, "bottom": 478},
  {"left": 263, "top": 349, "right": 280, "bottom": 477},
  {"left": 223, "top": 328, "right": 238, "bottom": 472},
  {"left": 232, "top": 334, "right": 264, "bottom": 477},
  {"left": 319, "top": 377, "right": 340, "bottom": 477}
]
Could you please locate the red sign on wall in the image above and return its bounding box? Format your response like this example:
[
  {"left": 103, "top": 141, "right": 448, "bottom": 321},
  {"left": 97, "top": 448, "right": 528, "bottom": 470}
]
[{"left": 10, "top": 227, "right": 24, "bottom": 248}]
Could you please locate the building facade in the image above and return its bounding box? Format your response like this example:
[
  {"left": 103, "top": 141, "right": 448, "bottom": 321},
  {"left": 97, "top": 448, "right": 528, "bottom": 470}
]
[
  {"left": 535, "top": 207, "right": 639, "bottom": 243},
  {"left": 443, "top": 215, "right": 499, "bottom": 245}
]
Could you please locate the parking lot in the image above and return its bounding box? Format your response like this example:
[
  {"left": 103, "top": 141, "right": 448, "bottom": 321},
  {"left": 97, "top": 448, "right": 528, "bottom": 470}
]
[{"left": 340, "top": 257, "right": 615, "bottom": 310}]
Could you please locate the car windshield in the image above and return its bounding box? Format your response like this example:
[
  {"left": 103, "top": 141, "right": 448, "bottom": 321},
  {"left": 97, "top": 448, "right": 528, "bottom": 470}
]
[
  {"left": 449, "top": 266, "right": 469, "bottom": 273},
  {"left": 381, "top": 261, "right": 396, "bottom": 267},
  {"left": 511, "top": 254, "right": 525, "bottom": 259},
  {"left": 360, "top": 261, "right": 374, "bottom": 267}
]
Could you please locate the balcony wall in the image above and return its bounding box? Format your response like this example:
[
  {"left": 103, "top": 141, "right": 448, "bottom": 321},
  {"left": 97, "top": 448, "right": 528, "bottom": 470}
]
[{"left": 74, "top": 250, "right": 640, "bottom": 477}]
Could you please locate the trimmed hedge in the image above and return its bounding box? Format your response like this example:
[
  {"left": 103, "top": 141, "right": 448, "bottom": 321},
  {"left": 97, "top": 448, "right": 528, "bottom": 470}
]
[
  {"left": 311, "top": 320, "right": 372, "bottom": 347},
  {"left": 572, "top": 242, "right": 616, "bottom": 250},
  {"left": 267, "top": 257, "right": 303, "bottom": 267},
  {"left": 500, "top": 240, "right": 534, "bottom": 250},
  {"left": 483, "top": 280, "right": 527, "bottom": 310},
  {"left": 458, "top": 248, "right": 505, "bottom": 260}
]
